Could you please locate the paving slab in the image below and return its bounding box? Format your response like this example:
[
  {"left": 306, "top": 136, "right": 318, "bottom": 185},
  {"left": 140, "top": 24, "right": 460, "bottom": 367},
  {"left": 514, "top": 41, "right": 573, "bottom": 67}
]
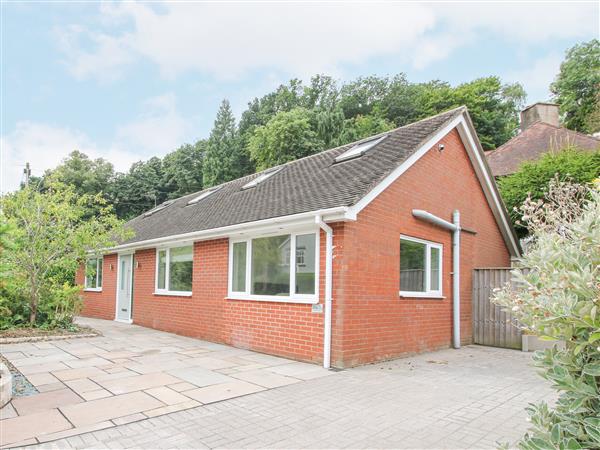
[
  {"left": 59, "top": 391, "right": 164, "bottom": 427},
  {"left": 64, "top": 377, "right": 103, "bottom": 394},
  {"left": 11, "top": 388, "right": 84, "bottom": 416},
  {"left": 96, "top": 372, "right": 182, "bottom": 395},
  {"left": 144, "top": 386, "right": 190, "bottom": 405},
  {"left": 52, "top": 366, "right": 106, "bottom": 381},
  {"left": 24, "top": 372, "right": 60, "bottom": 387},
  {"left": 167, "top": 366, "right": 234, "bottom": 387},
  {"left": 0, "top": 403, "right": 17, "bottom": 420},
  {"left": 80, "top": 389, "right": 113, "bottom": 401},
  {"left": 0, "top": 408, "right": 72, "bottom": 447},
  {"left": 231, "top": 369, "right": 302, "bottom": 388},
  {"left": 185, "top": 380, "right": 265, "bottom": 404}
]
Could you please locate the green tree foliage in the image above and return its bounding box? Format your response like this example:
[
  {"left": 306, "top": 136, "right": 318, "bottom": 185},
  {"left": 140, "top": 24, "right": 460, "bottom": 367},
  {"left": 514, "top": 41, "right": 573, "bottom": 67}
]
[
  {"left": 203, "top": 100, "right": 251, "bottom": 187},
  {"left": 248, "top": 108, "right": 324, "bottom": 170},
  {"left": 1, "top": 183, "right": 131, "bottom": 327},
  {"left": 162, "top": 141, "right": 205, "bottom": 199},
  {"left": 45, "top": 151, "right": 115, "bottom": 196},
  {"left": 551, "top": 39, "right": 600, "bottom": 133},
  {"left": 498, "top": 148, "right": 600, "bottom": 236},
  {"left": 493, "top": 180, "right": 600, "bottom": 449},
  {"left": 110, "top": 157, "right": 165, "bottom": 219}
]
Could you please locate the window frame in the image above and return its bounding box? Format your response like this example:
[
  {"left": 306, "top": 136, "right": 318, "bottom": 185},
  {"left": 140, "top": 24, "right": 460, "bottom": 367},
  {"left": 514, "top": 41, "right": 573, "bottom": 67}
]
[
  {"left": 399, "top": 235, "right": 443, "bottom": 298},
  {"left": 154, "top": 244, "right": 194, "bottom": 297},
  {"left": 84, "top": 256, "right": 103, "bottom": 292},
  {"left": 228, "top": 229, "right": 320, "bottom": 304}
]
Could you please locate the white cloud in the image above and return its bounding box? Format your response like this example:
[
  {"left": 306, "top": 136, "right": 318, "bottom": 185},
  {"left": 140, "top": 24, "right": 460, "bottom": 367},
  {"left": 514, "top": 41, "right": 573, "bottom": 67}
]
[
  {"left": 1, "top": 93, "right": 191, "bottom": 193},
  {"left": 55, "top": 1, "right": 597, "bottom": 82},
  {"left": 116, "top": 93, "right": 191, "bottom": 154},
  {"left": 505, "top": 53, "right": 563, "bottom": 103}
]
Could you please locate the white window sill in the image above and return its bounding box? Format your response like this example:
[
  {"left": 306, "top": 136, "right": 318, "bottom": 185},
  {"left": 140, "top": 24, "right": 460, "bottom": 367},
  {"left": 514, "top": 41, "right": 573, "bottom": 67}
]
[
  {"left": 399, "top": 291, "right": 445, "bottom": 299},
  {"left": 153, "top": 291, "right": 192, "bottom": 297},
  {"left": 227, "top": 294, "right": 318, "bottom": 305},
  {"left": 84, "top": 288, "right": 102, "bottom": 292}
]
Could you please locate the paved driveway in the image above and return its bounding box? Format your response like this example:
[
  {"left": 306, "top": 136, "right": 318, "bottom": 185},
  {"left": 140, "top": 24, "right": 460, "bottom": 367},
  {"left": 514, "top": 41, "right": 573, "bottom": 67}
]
[
  {"left": 1, "top": 319, "right": 554, "bottom": 449},
  {"left": 0, "top": 318, "right": 333, "bottom": 448}
]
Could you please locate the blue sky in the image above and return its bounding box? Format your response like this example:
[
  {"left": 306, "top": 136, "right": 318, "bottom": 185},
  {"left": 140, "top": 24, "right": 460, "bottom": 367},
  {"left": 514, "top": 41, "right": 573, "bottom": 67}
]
[{"left": 1, "top": 1, "right": 598, "bottom": 192}]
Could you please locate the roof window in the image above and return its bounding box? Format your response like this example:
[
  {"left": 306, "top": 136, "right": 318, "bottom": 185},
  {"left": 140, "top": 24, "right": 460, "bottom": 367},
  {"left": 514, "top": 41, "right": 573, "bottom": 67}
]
[
  {"left": 334, "top": 135, "right": 388, "bottom": 163},
  {"left": 242, "top": 167, "right": 282, "bottom": 190},
  {"left": 143, "top": 200, "right": 174, "bottom": 217},
  {"left": 187, "top": 186, "right": 221, "bottom": 205}
]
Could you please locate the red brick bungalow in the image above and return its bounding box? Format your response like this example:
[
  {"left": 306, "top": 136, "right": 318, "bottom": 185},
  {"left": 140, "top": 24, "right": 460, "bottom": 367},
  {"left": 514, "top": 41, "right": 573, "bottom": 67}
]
[{"left": 78, "top": 106, "right": 520, "bottom": 368}]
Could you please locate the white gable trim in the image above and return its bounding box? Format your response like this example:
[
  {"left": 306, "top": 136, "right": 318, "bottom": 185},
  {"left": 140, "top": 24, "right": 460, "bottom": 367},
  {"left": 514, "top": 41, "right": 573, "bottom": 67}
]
[{"left": 344, "top": 113, "right": 520, "bottom": 257}]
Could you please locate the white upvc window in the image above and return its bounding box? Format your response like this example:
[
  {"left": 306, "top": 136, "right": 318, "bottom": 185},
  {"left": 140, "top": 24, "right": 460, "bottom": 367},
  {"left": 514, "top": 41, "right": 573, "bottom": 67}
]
[
  {"left": 399, "top": 235, "right": 443, "bottom": 298},
  {"left": 155, "top": 245, "right": 193, "bottom": 296},
  {"left": 228, "top": 230, "right": 319, "bottom": 304},
  {"left": 84, "top": 257, "right": 103, "bottom": 291}
]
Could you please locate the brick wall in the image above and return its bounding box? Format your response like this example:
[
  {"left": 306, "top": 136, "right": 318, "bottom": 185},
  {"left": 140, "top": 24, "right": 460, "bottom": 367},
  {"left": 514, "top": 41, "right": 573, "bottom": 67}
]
[
  {"left": 78, "top": 253, "right": 117, "bottom": 320},
  {"left": 123, "top": 236, "right": 327, "bottom": 364},
  {"left": 331, "top": 128, "right": 510, "bottom": 367}
]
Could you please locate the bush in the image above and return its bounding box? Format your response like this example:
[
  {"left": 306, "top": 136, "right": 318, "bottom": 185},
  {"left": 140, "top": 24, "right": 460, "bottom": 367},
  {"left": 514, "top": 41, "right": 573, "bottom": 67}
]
[
  {"left": 493, "top": 179, "right": 600, "bottom": 449},
  {"left": 498, "top": 147, "right": 600, "bottom": 237}
]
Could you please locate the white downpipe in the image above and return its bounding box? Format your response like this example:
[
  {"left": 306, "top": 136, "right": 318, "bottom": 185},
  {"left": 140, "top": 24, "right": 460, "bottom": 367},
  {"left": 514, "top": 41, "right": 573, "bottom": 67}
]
[
  {"left": 315, "top": 215, "right": 333, "bottom": 368},
  {"left": 412, "top": 209, "right": 461, "bottom": 349}
]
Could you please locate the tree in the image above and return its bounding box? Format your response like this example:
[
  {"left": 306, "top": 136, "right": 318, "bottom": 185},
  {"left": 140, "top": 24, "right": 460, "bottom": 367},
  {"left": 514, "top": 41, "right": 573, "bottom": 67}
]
[
  {"left": 1, "top": 183, "right": 130, "bottom": 325},
  {"left": 551, "top": 39, "right": 600, "bottom": 134},
  {"left": 339, "top": 111, "right": 395, "bottom": 144},
  {"left": 110, "top": 157, "right": 165, "bottom": 220},
  {"left": 45, "top": 151, "right": 115, "bottom": 197},
  {"left": 493, "top": 180, "right": 600, "bottom": 449},
  {"left": 248, "top": 108, "right": 325, "bottom": 170},
  {"left": 497, "top": 147, "right": 600, "bottom": 237},
  {"left": 162, "top": 141, "right": 205, "bottom": 199},
  {"left": 203, "top": 100, "right": 251, "bottom": 187}
]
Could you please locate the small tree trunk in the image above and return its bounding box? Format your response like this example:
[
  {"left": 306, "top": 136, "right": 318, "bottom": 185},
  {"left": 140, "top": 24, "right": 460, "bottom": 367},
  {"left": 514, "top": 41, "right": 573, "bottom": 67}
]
[{"left": 29, "top": 277, "right": 38, "bottom": 325}]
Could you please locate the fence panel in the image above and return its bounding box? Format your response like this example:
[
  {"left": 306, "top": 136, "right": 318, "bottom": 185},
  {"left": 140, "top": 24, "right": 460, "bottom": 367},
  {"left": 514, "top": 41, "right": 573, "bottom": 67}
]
[{"left": 472, "top": 268, "right": 522, "bottom": 349}]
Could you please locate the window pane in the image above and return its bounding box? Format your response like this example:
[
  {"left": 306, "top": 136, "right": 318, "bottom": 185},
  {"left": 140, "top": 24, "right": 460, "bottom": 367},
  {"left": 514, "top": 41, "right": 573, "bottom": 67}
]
[
  {"left": 86, "top": 258, "right": 97, "bottom": 288},
  {"left": 157, "top": 250, "right": 167, "bottom": 290},
  {"left": 430, "top": 247, "right": 440, "bottom": 291},
  {"left": 295, "top": 234, "right": 316, "bottom": 295},
  {"left": 400, "top": 239, "right": 426, "bottom": 292},
  {"left": 97, "top": 258, "right": 103, "bottom": 288},
  {"left": 169, "top": 246, "right": 193, "bottom": 292},
  {"left": 232, "top": 242, "right": 247, "bottom": 292},
  {"left": 251, "top": 235, "right": 290, "bottom": 296}
]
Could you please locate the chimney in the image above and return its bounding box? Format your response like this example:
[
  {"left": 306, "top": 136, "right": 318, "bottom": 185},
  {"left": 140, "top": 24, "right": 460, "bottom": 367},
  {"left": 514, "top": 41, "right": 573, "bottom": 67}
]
[{"left": 520, "top": 102, "right": 560, "bottom": 130}]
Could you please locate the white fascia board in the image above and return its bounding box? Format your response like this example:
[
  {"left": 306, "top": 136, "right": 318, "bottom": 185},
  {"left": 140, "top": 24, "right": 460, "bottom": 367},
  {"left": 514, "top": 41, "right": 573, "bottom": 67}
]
[
  {"left": 344, "top": 113, "right": 520, "bottom": 258},
  {"left": 104, "top": 206, "right": 351, "bottom": 254},
  {"left": 346, "top": 115, "right": 463, "bottom": 217}
]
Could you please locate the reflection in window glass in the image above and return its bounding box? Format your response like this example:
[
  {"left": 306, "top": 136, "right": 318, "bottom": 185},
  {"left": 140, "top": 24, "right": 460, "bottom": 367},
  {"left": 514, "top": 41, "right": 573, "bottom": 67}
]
[
  {"left": 251, "top": 235, "right": 290, "bottom": 296},
  {"left": 157, "top": 250, "right": 167, "bottom": 290},
  {"left": 430, "top": 247, "right": 440, "bottom": 291},
  {"left": 232, "top": 242, "right": 247, "bottom": 292},
  {"left": 295, "top": 234, "right": 316, "bottom": 295},
  {"left": 400, "top": 239, "right": 426, "bottom": 292},
  {"left": 86, "top": 258, "right": 98, "bottom": 289},
  {"left": 169, "top": 246, "right": 193, "bottom": 292}
]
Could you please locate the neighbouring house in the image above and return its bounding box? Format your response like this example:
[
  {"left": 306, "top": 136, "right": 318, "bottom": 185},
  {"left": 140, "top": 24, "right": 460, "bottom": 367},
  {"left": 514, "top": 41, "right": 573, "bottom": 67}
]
[
  {"left": 486, "top": 102, "right": 600, "bottom": 177},
  {"left": 78, "top": 106, "right": 520, "bottom": 368}
]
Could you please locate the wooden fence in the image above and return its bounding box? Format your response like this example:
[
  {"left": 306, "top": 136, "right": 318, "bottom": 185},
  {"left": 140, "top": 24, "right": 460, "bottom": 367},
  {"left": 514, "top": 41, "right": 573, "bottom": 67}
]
[{"left": 472, "top": 268, "right": 523, "bottom": 350}]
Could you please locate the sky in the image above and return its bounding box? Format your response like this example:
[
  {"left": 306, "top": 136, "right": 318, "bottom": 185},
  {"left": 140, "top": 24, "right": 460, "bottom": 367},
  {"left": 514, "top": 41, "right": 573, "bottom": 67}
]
[{"left": 1, "top": 1, "right": 598, "bottom": 193}]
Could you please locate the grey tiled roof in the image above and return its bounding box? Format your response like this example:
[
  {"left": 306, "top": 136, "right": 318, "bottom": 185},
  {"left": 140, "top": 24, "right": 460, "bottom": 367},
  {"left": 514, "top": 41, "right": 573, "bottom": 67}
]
[{"left": 123, "top": 107, "right": 465, "bottom": 245}]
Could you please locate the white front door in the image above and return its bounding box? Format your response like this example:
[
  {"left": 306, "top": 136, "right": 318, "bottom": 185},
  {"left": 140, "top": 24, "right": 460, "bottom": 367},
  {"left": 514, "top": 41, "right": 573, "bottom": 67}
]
[{"left": 116, "top": 254, "right": 133, "bottom": 322}]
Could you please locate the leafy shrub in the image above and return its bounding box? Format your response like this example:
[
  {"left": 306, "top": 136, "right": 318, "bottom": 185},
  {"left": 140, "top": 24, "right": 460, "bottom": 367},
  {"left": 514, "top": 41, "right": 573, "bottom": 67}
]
[
  {"left": 493, "top": 180, "right": 600, "bottom": 449},
  {"left": 497, "top": 147, "right": 600, "bottom": 237}
]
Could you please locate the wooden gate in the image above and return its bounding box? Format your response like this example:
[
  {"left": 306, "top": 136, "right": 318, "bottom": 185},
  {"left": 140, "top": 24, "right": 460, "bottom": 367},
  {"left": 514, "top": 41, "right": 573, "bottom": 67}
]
[{"left": 472, "top": 268, "right": 522, "bottom": 349}]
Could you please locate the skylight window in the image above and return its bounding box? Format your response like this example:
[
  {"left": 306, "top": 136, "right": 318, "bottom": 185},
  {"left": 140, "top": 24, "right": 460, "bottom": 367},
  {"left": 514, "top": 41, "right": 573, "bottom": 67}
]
[
  {"left": 334, "top": 135, "right": 388, "bottom": 163},
  {"left": 242, "top": 167, "right": 282, "bottom": 190},
  {"left": 144, "top": 200, "right": 174, "bottom": 217},
  {"left": 187, "top": 186, "right": 221, "bottom": 205}
]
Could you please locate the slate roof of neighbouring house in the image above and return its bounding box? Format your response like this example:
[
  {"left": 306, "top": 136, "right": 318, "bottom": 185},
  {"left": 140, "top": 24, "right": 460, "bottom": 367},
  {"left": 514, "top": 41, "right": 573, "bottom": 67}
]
[
  {"left": 122, "top": 106, "right": 466, "bottom": 245},
  {"left": 486, "top": 122, "right": 600, "bottom": 177}
]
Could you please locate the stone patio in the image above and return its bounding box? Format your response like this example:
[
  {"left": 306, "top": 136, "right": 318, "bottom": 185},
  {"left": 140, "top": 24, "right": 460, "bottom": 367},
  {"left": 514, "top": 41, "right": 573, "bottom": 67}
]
[{"left": 0, "top": 317, "right": 334, "bottom": 448}]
